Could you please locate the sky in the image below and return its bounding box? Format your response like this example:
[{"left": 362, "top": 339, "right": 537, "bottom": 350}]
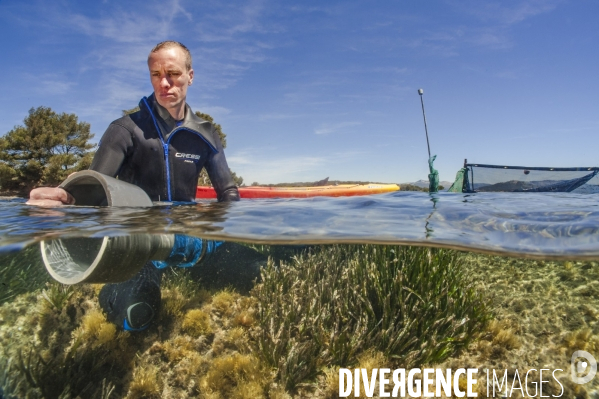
[{"left": 1, "top": 0, "right": 598, "bottom": 184}]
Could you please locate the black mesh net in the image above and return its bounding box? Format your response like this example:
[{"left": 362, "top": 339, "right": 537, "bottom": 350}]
[{"left": 449, "top": 163, "right": 599, "bottom": 193}]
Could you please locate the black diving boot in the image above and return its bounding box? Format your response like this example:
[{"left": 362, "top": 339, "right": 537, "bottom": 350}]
[
  {"left": 99, "top": 261, "right": 162, "bottom": 331},
  {"left": 189, "top": 241, "right": 267, "bottom": 293}
]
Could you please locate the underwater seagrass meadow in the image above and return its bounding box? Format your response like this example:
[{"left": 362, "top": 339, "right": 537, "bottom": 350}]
[{"left": 1, "top": 240, "right": 598, "bottom": 398}]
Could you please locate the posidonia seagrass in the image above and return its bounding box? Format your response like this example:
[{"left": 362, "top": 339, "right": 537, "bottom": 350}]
[{"left": 251, "top": 244, "right": 491, "bottom": 391}]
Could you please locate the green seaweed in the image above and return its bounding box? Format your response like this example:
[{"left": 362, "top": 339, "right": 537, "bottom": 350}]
[
  {"left": 14, "top": 347, "right": 119, "bottom": 399},
  {"left": 0, "top": 281, "right": 125, "bottom": 398},
  {"left": 0, "top": 244, "right": 50, "bottom": 305},
  {"left": 0, "top": 357, "right": 25, "bottom": 399},
  {"left": 160, "top": 268, "right": 210, "bottom": 318},
  {"left": 252, "top": 244, "right": 491, "bottom": 390},
  {"left": 41, "top": 282, "right": 74, "bottom": 312}
]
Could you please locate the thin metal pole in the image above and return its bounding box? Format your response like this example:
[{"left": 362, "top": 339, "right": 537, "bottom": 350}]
[{"left": 418, "top": 88, "right": 431, "bottom": 158}]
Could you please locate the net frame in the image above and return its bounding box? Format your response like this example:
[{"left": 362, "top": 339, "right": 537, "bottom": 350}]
[{"left": 459, "top": 161, "right": 599, "bottom": 193}]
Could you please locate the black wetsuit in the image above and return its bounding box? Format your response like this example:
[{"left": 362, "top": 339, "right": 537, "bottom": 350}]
[
  {"left": 90, "top": 94, "right": 239, "bottom": 202},
  {"left": 94, "top": 95, "right": 238, "bottom": 331}
]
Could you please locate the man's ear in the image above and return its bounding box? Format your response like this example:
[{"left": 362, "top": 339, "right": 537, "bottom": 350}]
[{"left": 188, "top": 68, "right": 194, "bottom": 85}]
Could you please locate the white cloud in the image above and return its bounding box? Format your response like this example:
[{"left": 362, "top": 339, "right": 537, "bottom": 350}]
[
  {"left": 466, "top": 29, "right": 512, "bottom": 49},
  {"left": 255, "top": 113, "right": 305, "bottom": 121},
  {"left": 14, "top": 0, "right": 274, "bottom": 89},
  {"left": 2, "top": 0, "right": 280, "bottom": 132},
  {"left": 194, "top": 105, "right": 232, "bottom": 120},
  {"left": 460, "top": 64, "right": 525, "bottom": 80},
  {"left": 314, "top": 121, "right": 361, "bottom": 135},
  {"left": 24, "top": 74, "right": 77, "bottom": 96},
  {"left": 228, "top": 148, "right": 368, "bottom": 184},
  {"left": 228, "top": 151, "right": 327, "bottom": 183},
  {"left": 392, "top": 0, "right": 563, "bottom": 56},
  {"left": 450, "top": 0, "right": 563, "bottom": 25}
]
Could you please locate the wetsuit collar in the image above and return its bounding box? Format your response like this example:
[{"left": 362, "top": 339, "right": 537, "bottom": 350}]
[
  {"left": 141, "top": 94, "right": 219, "bottom": 152},
  {"left": 148, "top": 95, "right": 178, "bottom": 140},
  {"left": 152, "top": 96, "right": 179, "bottom": 130}
]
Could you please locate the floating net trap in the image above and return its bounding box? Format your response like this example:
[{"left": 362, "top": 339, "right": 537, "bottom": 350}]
[{"left": 448, "top": 161, "right": 599, "bottom": 193}]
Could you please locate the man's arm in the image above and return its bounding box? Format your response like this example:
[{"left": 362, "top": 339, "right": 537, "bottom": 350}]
[
  {"left": 27, "top": 122, "right": 131, "bottom": 206},
  {"left": 204, "top": 127, "right": 240, "bottom": 202},
  {"left": 89, "top": 122, "right": 132, "bottom": 177}
]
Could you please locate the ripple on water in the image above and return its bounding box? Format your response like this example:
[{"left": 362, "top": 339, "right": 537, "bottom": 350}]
[{"left": 2, "top": 191, "right": 599, "bottom": 259}]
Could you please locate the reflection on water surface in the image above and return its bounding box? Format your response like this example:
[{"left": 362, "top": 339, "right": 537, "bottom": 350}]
[{"left": 2, "top": 191, "right": 599, "bottom": 259}]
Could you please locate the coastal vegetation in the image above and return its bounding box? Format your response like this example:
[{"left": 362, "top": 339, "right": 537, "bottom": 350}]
[
  {"left": 194, "top": 111, "right": 244, "bottom": 187},
  {"left": 400, "top": 183, "right": 445, "bottom": 192},
  {"left": 0, "top": 107, "right": 95, "bottom": 195}
]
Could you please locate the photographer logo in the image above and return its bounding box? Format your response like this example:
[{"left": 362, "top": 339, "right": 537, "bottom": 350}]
[{"left": 571, "top": 350, "right": 597, "bottom": 385}]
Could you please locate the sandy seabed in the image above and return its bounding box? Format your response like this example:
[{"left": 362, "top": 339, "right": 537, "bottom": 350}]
[{"left": 426, "top": 254, "right": 599, "bottom": 399}]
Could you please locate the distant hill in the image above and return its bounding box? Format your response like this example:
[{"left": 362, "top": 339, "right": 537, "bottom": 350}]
[
  {"left": 573, "top": 184, "right": 599, "bottom": 194},
  {"left": 407, "top": 179, "right": 454, "bottom": 191},
  {"left": 399, "top": 184, "right": 428, "bottom": 192}
]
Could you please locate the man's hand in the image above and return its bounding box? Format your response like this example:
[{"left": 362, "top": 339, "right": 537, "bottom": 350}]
[{"left": 27, "top": 187, "right": 76, "bottom": 206}]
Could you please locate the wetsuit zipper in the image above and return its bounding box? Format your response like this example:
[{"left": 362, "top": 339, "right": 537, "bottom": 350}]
[
  {"left": 162, "top": 143, "right": 171, "bottom": 200},
  {"left": 142, "top": 97, "right": 172, "bottom": 200},
  {"left": 142, "top": 96, "right": 219, "bottom": 201}
]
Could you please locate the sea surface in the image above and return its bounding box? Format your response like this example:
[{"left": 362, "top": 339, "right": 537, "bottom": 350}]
[{"left": 1, "top": 191, "right": 599, "bottom": 259}]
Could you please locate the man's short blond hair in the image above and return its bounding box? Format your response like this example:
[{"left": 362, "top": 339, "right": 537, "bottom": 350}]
[{"left": 149, "top": 41, "right": 192, "bottom": 71}]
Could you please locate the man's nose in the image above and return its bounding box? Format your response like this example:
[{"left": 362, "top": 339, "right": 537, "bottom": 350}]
[{"left": 160, "top": 77, "right": 171, "bottom": 88}]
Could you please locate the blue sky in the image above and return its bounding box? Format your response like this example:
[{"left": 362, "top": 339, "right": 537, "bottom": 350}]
[{"left": 1, "top": 0, "right": 598, "bottom": 184}]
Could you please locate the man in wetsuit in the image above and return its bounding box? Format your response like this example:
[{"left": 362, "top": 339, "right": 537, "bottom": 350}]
[
  {"left": 28, "top": 41, "right": 240, "bottom": 330},
  {"left": 29, "top": 41, "right": 238, "bottom": 205}
]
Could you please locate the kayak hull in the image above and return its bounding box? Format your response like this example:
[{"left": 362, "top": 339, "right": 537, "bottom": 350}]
[{"left": 196, "top": 184, "right": 400, "bottom": 199}]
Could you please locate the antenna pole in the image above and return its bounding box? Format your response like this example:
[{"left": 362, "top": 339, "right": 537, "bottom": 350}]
[{"left": 418, "top": 88, "right": 431, "bottom": 158}]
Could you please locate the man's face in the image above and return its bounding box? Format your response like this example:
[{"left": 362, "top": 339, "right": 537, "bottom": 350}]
[{"left": 148, "top": 47, "right": 194, "bottom": 114}]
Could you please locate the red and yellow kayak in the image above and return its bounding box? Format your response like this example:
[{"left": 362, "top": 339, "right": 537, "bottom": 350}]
[{"left": 196, "top": 183, "right": 400, "bottom": 199}]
